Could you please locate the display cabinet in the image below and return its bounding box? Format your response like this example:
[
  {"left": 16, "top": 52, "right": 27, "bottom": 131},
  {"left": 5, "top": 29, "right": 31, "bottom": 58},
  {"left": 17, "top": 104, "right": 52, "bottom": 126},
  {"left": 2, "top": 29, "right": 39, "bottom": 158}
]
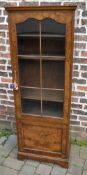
[{"left": 5, "top": 6, "right": 76, "bottom": 167}]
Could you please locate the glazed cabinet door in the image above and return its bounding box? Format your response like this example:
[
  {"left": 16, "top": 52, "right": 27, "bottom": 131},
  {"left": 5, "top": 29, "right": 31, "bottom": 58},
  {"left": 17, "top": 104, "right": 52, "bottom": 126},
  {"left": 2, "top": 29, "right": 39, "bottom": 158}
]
[{"left": 16, "top": 19, "right": 65, "bottom": 118}]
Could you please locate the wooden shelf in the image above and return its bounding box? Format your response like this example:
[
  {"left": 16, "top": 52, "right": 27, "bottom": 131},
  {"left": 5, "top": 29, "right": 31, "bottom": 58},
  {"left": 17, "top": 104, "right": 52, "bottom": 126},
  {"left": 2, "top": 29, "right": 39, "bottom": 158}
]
[
  {"left": 42, "top": 89, "right": 64, "bottom": 102},
  {"left": 21, "top": 88, "right": 40, "bottom": 101},
  {"left": 21, "top": 99, "right": 63, "bottom": 117},
  {"left": 18, "top": 54, "right": 65, "bottom": 60},
  {"left": 18, "top": 34, "right": 39, "bottom": 37},
  {"left": 20, "top": 87, "right": 64, "bottom": 102},
  {"left": 20, "top": 86, "right": 64, "bottom": 91},
  {"left": 17, "top": 34, "right": 65, "bottom": 38},
  {"left": 20, "top": 86, "right": 40, "bottom": 89}
]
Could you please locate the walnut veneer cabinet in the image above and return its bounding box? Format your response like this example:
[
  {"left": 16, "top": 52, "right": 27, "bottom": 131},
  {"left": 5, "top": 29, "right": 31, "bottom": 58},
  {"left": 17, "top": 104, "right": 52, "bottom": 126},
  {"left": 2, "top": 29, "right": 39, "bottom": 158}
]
[{"left": 5, "top": 6, "right": 76, "bottom": 168}]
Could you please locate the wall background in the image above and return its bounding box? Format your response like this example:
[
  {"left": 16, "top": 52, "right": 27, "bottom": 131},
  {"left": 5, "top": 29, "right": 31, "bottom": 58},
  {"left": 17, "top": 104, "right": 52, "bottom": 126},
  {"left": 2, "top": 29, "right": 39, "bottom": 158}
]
[{"left": 0, "top": 0, "right": 87, "bottom": 139}]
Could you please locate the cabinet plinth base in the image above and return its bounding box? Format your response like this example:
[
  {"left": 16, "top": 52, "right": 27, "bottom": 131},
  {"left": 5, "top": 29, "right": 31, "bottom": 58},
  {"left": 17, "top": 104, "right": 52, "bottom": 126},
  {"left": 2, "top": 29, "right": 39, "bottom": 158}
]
[{"left": 17, "top": 151, "right": 69, "bottom": 168}]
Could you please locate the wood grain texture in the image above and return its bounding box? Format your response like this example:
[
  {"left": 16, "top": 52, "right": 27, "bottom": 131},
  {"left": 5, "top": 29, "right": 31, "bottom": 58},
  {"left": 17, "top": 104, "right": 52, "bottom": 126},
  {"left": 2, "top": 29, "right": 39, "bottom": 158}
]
[{"left": 22, "top": 124, "right": 62, "bottom": 152}]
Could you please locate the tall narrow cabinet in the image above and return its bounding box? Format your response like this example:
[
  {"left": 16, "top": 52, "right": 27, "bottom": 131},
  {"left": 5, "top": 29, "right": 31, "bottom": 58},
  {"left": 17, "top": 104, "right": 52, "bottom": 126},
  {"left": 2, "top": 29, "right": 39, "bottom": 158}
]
[{"left": 5, "top": 6, "right": 76, "bottom": 168}]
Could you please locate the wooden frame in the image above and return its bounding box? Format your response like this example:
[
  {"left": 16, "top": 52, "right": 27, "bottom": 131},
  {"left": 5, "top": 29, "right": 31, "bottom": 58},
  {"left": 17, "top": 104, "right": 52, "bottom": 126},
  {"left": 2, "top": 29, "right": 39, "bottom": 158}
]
[{"left": 5, "top": 6, "right": 76, "bottom": 168}]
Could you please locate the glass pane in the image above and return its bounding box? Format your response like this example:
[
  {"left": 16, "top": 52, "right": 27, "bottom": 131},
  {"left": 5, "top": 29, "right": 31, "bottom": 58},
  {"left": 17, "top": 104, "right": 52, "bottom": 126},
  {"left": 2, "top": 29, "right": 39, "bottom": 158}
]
[
  {"left": 42, "top": 89, "right": 64, "bottom": 102},
  {"left": 43, "top": 101, "right": 63, "bottom": 117},
  {"left": 21, "top": 99, "right": 41, "bottom": 115},
  {"left": 41, "top": 19, "right": 66, "bottom": 56},
  {"left": 41, "top": 19, "right": 65, "bottom": 118},
  {"left": 18, "top": 59, "right": 41, "bottom": 115},
  {"left": 16, "top": 19, "right": 41, "bottom": 116},
  {"left": 17, "top": 19, "right": 40, "bottom": 55},
  {"left": 42, "top": 60, "right": 64, "bottom": 89},
  {"left": 19, "top": 59, "right": 40, "bottom": 87},
  {"left": 42, "top": 59, "right": 64, "bottom": 118}
]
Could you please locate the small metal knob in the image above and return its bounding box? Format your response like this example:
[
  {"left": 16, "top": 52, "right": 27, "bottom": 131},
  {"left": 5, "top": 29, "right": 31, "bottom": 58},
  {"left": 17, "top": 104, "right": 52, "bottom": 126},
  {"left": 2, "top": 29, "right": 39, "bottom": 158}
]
[{"left": 10, "top": 82, "right": 18, "bottom": 90}]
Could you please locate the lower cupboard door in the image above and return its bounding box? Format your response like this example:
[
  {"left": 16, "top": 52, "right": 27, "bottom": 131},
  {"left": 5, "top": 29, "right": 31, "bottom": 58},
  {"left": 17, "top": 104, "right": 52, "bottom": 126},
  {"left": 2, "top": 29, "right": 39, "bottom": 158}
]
[{"left": 21, "top": 123, "right": 68, "bottom": 157}]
